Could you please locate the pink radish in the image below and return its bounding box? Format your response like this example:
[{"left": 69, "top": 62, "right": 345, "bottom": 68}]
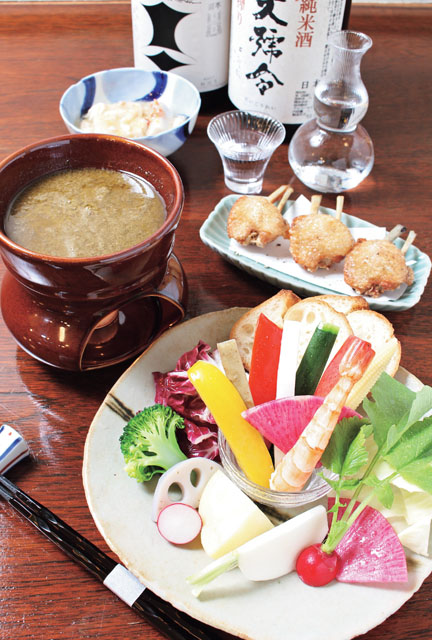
[
  {"left": 243, "top": 396, "right": 361, "bottom": 455},
  {"left": 328, "top": 498, "right": 408, "bottom": 583},
  {"left": 157, "top": 503, "right": 202, "bottom": 545}
]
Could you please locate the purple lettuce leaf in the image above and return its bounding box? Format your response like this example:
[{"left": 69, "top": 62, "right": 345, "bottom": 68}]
[{"left": 153, "top": 341, "right": 219, "bottom": 460}]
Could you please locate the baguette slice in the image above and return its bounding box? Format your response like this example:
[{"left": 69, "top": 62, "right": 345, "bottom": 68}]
[
  {"left": 283, "top": 298, "right": 353, "bottom": 366},
  {"left": 229, "top": 290, "right": 301, "bottom": 371},
  {"left": 346, "top": 309, "right": 401, "bottom": 376},
  {"left": 312, "top": 294, "right": 369, "bottom": 315}
]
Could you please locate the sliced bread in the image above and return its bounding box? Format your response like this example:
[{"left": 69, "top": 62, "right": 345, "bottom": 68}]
[
  {"left": 283, "top": 298, "right": 353, "bottom": 365},
  {"left": 229, "top": 289, "right": 301, "bottom": 370},
  {"left": 312, "top": 294, "right": 369, "bottom": 315},
  {"left": 346, "top": 309, "right": 401, "bottom": 376}
]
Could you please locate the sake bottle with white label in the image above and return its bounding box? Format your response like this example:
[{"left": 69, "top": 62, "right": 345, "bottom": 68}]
[
  {"left": 228, "top": 0, "right": 351, "bottom": 126},
  {"left": 131, "top": 0, "right": 231, "bottom": 95}
]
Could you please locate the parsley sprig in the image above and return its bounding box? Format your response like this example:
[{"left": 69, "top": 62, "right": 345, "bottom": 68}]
[{"left": 319, "top": 372, "right": 432, "bottom": 554}]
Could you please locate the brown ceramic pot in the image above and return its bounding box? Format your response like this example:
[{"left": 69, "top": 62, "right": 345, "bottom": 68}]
[{"left": 0, "top": 134, "right": 187, "bottom": 370}]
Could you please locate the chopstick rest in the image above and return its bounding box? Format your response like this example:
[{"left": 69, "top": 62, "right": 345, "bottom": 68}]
[
  {"left": 0, "top": 424, "right": 30, "bottom": 474},
  {"left": 0, "top": 425, "right": 217, "bottom": 640}
]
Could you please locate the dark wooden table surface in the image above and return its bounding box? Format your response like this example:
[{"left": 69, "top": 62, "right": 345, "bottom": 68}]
[{"left": 0, "top": 2, "right": 431, "bottom": 639}]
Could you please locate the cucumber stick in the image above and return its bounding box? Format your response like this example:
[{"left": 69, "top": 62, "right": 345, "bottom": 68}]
[{"left": 295, "top": 323, "right": 339, "bottom": 396}]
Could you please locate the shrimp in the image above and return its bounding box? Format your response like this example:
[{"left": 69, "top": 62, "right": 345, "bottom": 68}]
[{"left": 270, "top": 338, "right": 374, "bottom": 492}]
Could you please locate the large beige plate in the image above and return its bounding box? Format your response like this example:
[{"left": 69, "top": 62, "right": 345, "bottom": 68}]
[{"left": 83, "top": 309, "right": 432, "bottom": 640}]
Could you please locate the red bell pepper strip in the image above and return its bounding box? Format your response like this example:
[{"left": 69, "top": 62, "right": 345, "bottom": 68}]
[
  {"left": 249, "top": 314, "right": 282, "bottom": 406},
  {"left": 315, "top": 335, "right": 374, "bottom": 398}
]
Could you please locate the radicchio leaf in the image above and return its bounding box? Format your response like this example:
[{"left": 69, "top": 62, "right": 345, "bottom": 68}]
[{"left": 153, "top": 341, "right": 219, "bottom": 460}]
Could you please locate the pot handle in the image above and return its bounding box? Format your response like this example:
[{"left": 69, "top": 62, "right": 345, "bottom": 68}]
[
  {"left": 80, "top": 254, "right": 187, "bottom": 371},
  {"left": 1, "top": 255, "right": 187, "bottom": 372}
]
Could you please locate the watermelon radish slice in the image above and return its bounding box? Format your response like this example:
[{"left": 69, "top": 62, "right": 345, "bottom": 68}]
[
  {"left": 328, "top": 498, "right": 408, "bottom": 583},
  {"left": 242, "top": 396, "right": 361, "bottom": 455}
]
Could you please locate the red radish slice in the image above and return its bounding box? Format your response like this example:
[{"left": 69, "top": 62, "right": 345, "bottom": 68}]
[
  {"left": 328, "top": 498, "right": 408, "bottom": 583},
  {"left": 157, "top": 503, "right": 202, "bottom": 545},
  {"left": 243, "top": 396, "right": 361, "bottom": 455}
]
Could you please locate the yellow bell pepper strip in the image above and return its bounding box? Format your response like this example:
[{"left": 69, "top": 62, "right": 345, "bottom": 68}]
[{"left": 187, "top": 361, "right": 274, "bottom": 488}]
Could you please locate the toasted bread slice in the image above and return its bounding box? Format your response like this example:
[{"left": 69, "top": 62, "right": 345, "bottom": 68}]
[
  {"left": 283, "top": 298, "right": 353, "bottom": 365},
  {"left": 229, "top": 289, "right": 301, "bottom": 371},
  {"left": 312, "top": 294, "right": 369, "bottom": 315},
  {"left": 346, "top": 309, "right": 401, "bottom": 376}
]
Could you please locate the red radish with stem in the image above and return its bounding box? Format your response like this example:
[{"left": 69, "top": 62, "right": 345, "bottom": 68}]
[
  {"left": 296, "top": 544, "right": 338, "bottom": 586},
  {"left": 157, "top": 503, "right": 202, "bottom": 545}
]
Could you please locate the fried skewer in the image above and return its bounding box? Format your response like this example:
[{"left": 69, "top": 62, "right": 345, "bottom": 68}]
[
  {"left": 288, "top": 194, "right": 354, "bottom": 272},
  {"left": 227, "top": 185, "right": 292, "bottom": 248},
  {"left": 344, "top": 230, "right": 416, "bottom": 297}
]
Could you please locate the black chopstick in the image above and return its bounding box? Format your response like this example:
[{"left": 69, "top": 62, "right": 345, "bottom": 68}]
[{"left": 0, "top": 475, "right": 219, "bottom": 640}]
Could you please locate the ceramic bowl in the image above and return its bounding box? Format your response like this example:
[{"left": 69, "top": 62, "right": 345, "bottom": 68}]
[
  {"left": 0, "top": 134, "right": 187, "bottom": 371},
  {"left": 218, "top": 431, "right": 334, "bottom": 518},
  {"left": 59, "top": 68, "right": 201, "bottom": 156}
]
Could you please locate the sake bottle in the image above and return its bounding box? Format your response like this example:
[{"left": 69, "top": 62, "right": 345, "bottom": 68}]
[
  {"left": 228, "top": 0, "right": 351, "bottom": 127},
  {"left": 131, "top": 0, "right": 231, "bottom": 95}
]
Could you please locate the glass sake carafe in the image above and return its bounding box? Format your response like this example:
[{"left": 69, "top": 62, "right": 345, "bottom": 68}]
[{"left": 288, "top": 30, "right": 374, "bottom": 193}]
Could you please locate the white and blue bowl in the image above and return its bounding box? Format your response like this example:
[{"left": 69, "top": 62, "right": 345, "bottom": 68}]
[{"left": 59, "top": 68, "right": 201, "bottom": 156}]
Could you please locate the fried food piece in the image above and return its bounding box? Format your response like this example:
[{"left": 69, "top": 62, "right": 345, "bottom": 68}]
[
  {"left": 289, "top": 213, "right": 354, "bottom": 272},
  {"left": 344, "top": 238, "right": 414, "bottom": 297},
  {"left": 227, "top": 195, "right": 290, "bottom": 248}
]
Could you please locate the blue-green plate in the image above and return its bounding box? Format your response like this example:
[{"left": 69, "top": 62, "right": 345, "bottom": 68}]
[{"left": 200, "top": 195, "right": 431, "bottom": 312}]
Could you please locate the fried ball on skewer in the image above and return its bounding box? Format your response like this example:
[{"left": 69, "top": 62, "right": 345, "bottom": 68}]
[
  {"left": 289, "top": 195, "right": 354, "bottom": 272},
  {"left": 343, "top": 234, "right": 415, "bottom": 297},
  {"left": 227, "top": 185, "right": 292, "bottom": 248}
]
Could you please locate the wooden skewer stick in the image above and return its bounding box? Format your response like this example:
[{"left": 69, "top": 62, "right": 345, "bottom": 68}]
[
  {"left": 335, "top": 195, "right": 344, "bottom": 220},
  {"left": 401, "top": 230, "right": 417, "bottom": 255},
  {"left": 277, "top": 186, "right": 294, "bottom": 212},
  {"left": 267, "top": 184, "right": 288, "bottom": 203},
  {"left": 386, "top": 224, "right": 407, "bottom": 242},
  {"left": 310, "top": 194, "right": 322, "bottom": 214}
]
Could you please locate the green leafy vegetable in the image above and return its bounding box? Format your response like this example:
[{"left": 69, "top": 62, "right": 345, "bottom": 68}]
[
  {"left": 320, "top": 373, "right": 432, "bottom": 554},
  {"left": 119, "top": 404, "right": 187, "bottom": 482}
]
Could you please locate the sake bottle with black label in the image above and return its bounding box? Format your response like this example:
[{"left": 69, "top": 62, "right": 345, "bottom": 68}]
[
  {"left": 227, "top": 0, "right": 351, "bottom": 127},
  {"left": 131, "top": 0, "right": 232, "bottom": 96}
]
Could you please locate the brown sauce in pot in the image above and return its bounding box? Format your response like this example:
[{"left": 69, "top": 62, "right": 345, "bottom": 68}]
[{"left": 4, "top": 167, "right": 166, "bottom": 258}]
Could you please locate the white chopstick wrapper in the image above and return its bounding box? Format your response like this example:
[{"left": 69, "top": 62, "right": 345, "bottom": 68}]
[
  {"left": 274, "top": 320, "right": 301, "bottom": 466},
  {"left": 103, "top": 564, "right": 146, "bottom": 606},
  {"left": 0, "top": 424, "right": 30, "bottom": 474}
]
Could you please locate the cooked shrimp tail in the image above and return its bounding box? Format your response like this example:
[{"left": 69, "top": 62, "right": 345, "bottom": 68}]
[{"left": 270, "top": 338, "right": 374, "bottom": 492}]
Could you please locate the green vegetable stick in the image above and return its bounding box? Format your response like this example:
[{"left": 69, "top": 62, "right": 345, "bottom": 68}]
[{"left": 295, "top": 323, "right": 339, "bottom": 396}]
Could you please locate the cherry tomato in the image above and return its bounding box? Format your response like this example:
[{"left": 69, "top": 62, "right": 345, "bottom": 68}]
[{"left": 296, "top": 544, "right": 338, "bottom": 587}]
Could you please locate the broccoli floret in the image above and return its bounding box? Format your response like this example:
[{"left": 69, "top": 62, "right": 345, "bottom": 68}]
[{"left": 119, "top": 404, "right": 187, "bottom": 482}]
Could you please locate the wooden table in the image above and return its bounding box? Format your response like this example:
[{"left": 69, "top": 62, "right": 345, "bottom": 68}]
[{"left": 0, "top": 2, "right": 431, "bottom": 639}]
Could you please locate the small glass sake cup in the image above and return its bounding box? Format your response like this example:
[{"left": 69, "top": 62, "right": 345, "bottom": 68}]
[
  {"left": 207, "top": 110, "right": 285, "bottom": 194},
  {"left": 218, "top": 431, "right": 334, "bottom": 519}
]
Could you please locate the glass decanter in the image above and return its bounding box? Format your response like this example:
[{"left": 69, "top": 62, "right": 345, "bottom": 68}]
[{"left": 288, "top": 30, "right": 374, "bottom": 193}]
